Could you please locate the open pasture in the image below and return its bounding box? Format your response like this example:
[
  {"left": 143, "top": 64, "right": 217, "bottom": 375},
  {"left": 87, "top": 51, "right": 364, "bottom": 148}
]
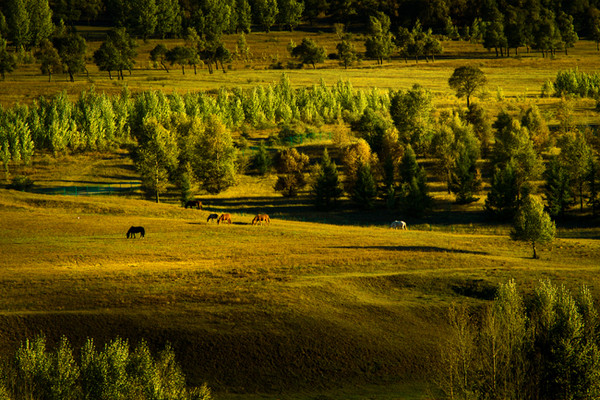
[
  {"left": 2, "top": 32, "right": 600, "bottom": 120},
  {"left": 1, "top": 188, "right": 600, "bottom": 398}
]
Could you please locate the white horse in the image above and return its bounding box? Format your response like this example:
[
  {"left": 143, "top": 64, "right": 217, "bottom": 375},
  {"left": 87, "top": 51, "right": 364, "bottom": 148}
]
[{"left": 390, "top": 220, "right": 407, "bottom": 230}]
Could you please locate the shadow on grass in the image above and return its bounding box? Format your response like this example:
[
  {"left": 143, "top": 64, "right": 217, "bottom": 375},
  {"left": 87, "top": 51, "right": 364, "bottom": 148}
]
[{"left": 332, "top": 245, "right": 489, "bottom": 255}]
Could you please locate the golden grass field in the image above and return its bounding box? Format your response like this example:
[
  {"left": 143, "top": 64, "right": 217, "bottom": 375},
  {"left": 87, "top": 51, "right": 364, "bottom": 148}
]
[
  {"left": 1, "top": 163, "right": 600, "bottom": 398},
  {"left": 2, "top": 30, "right": 600, "bottom": 399}
]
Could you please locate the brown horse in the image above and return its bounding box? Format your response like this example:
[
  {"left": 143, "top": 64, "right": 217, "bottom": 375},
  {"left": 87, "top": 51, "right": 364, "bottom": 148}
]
[
  {"left": 206, "top": 213, "right": 219, "bottom": 223},
  {"left": 252, "top": 214, "right": 271, "bottom": 225},
  {"left": 217, "top": 213, "right": 232, "bottom": 224},
  {"left": 185, "top": 200, "right": 202, "bottom": 209}
]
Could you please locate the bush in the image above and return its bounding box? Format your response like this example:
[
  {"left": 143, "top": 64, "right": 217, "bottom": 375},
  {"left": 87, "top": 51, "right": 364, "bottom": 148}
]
[{"left": 8, "top": 175, "right": 34, "bottom": 190}]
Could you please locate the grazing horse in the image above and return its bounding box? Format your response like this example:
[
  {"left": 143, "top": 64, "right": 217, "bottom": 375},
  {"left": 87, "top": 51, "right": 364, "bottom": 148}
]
[
  {"left": 252, "top": 214, "right": 271, "bottom": 225},
  {"left": 217, "top": 213, "right": 232, "bottom": 224},
  {"left": 185, "top": 200, "right": 202, "bottom": 209},
  {"left": 390, "top": 220, "right": 407, "bottom": 230},
  {"left": 206, "top": 213, "right": 219, "bottom": 223},
  {"left": 127, "top": 226, "right": 145, "bottom": 238}
]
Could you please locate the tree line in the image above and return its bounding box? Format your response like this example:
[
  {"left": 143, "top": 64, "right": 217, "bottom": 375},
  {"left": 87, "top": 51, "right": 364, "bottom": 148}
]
[
  {"left": 0, "top": 335, "right": 212, "bottom": 400},
  {"left": 440, "top": 279, "right": 600, "bottom": 399},
  {"left": 2, "top": 73, "right": 599, "bottom": 223},
  {"left": 1, "top": 0, "right": 599, "bottom": 67}
]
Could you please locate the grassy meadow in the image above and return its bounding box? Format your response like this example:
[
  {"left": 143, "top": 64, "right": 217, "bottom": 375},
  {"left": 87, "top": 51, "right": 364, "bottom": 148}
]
[
  {"left": 2, "top": 29, "right": 600, "bottom": 399},
  {"left": 2, "top": 157, "right": 600, "bottom": 398}
]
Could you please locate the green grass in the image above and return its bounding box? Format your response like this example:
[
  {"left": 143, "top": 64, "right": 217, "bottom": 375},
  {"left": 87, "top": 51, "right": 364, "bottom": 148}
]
[{"left": 1, "top": 186, "right": 600, "bottom": 398}]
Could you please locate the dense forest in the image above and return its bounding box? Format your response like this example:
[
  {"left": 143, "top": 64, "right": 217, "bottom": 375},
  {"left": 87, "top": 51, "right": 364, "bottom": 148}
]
[{"left": 0, "top": 0, "right": 600, "bottom": 48}]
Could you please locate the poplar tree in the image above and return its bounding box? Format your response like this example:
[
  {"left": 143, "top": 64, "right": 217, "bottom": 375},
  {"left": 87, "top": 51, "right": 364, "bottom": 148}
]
[
  {"left": 155, "top": 0, "right": 182, "bottom": 38},
  {"left": 135, "top": 118, "right": 179, "bottom": 203},
  {"left": 336, "top": 35, "right": 357, "bottom": 69},
  {"left": 559, "top": 131, "right": 592, "bottom": 210},
  {"left": 236, "top": 0, "right": 252, "bottom": 33},
  {"left": 193, "top": 115, "right": 237, "bottom": 194},
  {"left": 254, "top": 0, "right": 278, "bottom": 32}
]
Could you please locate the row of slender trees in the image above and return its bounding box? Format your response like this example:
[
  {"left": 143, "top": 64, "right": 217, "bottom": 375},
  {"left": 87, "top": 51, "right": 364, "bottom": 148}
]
[
  {"left": 441, "top": 279, "right": 600, "bottom": 399},
  {"left": 0, "top": 336, "right": 211, "bottom": 400}
]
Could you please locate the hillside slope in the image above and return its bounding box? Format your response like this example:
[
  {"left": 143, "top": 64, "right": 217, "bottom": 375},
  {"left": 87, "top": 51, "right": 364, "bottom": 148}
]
[{"left": 1, "top": 189, "right": 600, "bottom": 397}]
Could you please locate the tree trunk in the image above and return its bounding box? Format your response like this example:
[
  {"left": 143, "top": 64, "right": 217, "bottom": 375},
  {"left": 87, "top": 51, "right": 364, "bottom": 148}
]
[
  {"left": 181, "top": 65, "right": 185, "bottom": 74},
  {"left": 108, "top": 70, "right": 112, "bottom": 80},
  {"left": 532, "top": 241, "right": 537, "bottom": 259}
]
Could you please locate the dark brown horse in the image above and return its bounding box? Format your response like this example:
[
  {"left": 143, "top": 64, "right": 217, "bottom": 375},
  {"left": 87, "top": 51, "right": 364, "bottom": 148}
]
[
  {"left": 252, "top": 214, "right": 271, "bottom": 225},
  {"left": 207, "top": 213, "right": 219, "bottom": 223},
  {"left": 127, "top": 226, "right": 145, "bottom": 238},
  {"left": 185, "top": 200, "right": 202, "bottom": 209},
  {"left": 217, "top": 213, "right": 232, "bottom": 224}
]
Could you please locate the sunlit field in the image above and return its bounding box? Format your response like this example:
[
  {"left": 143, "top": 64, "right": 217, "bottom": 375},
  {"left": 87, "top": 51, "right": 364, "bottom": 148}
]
[{"left": 1, "top": 178, "right": 600, "bottom": 398}]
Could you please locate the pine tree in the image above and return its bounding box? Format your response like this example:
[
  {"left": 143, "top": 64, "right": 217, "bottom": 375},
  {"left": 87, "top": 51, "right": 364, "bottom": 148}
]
[
  {"left": 236, "top": 0, "right": 252, "bottom": 33},
  {"left": 253, "top": 140, "right": 271, "bottom": 175},
  {"left": 543, "top": 155, "right": 574, "bottom": 217},
  {"left": 351, "top": 162, "right": 377, "bottom": 208},
  {"left": 311, "top": 148, "right": 343, "bottom": 209},
  {"left": 336, "top": 35, "right": 357, "bottom": 69},
  {"left": 398, "top": 144, "right": 432, "bottom": 215},
  {"left": 254, "top": 0, "right": 278, "bottom": 32},
  {"left": 485, "top": 160, "right": 520, "bottom": 219}
]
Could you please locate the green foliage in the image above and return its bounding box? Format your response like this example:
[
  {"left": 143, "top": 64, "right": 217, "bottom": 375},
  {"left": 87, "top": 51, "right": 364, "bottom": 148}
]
[
  {"left": 277, "top": 0, "right": 303, "bottom": 31},
  {"left": 252, "top": 140, "right": 272, "bottom": 175},
  {"left": 364, "top": 12, "right": 395, "bottom": 65},
  {"left": 192, "top": 115, "right": 237, "bottom": 194},
  {"left": 448, "top": 66, "right": 487, "bottom": 107},
  {"left": 559, "top": 130, "right": 592, "bottom": 210},
  {"left": 510, "top": 195, "right": 556, "bottom": 258},
  {"left": 543, "top": 155, "right": 574, "bottom": 217},
  {"left": 485, "top": 159, "right": 520, "bottom": 219},
  {"left": 311, "top": 148, "right": 343, "bottom": 209},
  {"left": 389, "top": 84, "right": 435, "bottom": 155},
  {"left": 135, "top": 118, "right": 179, "bottom": 202},
  {"left": 553, "top": 69, "right": 600, "bottom": 98},
  {"left": 52, "top": 29, "right": 87, "bottom": 82},
  {"left": 290, "top": 38, "right": 326, "bottom": 69},
  {"left": 336, "top": 35, "right": 357, "bottom": 69},
  {"left": 253, "top": 0, "right": 278, "bottom": 32},
  {"left": 0, "top": 35, "right": 16, "bottom": 80},
  {"left": 7, "top": 174, "right": 34, "bottom": 190},
  {"left": 439, "top": 280, "right": 600, "bottom": 399},
  {"left": 93, "top": 28, "right": 138, "bottom": 80},
  {"left": 35, "top": 39, "right": 62, "bottom": 81},
  {"left": 351, "top": 162, "right": 377, "bottom": 208},
  {"left": 397, "top": 145, "right": 432, "bottom": 215}
]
